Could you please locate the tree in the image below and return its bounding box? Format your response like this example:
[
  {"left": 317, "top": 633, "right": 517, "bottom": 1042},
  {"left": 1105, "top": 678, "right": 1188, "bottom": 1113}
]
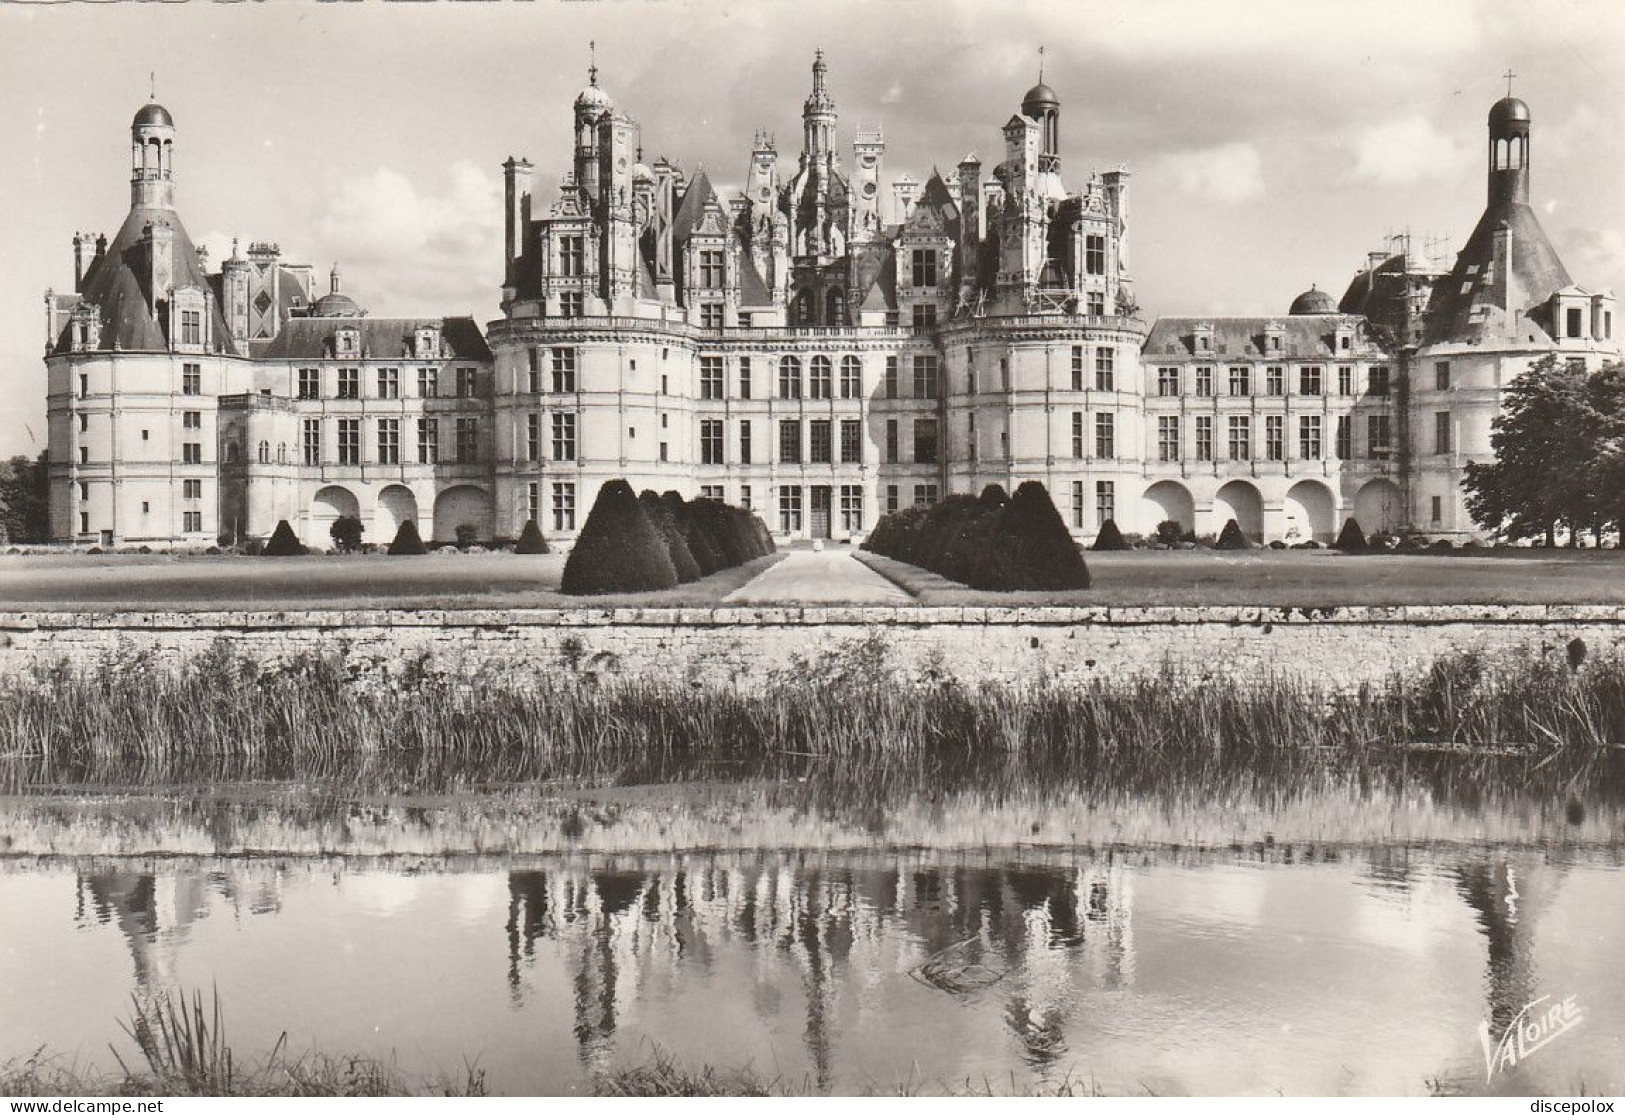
[
  {"left": 515, "top": 519, "right": 550, "bottom": 554},
  {"left": 969, "top": 480, "right": 1091, "bottom": 591},
  {"left": 561, "top": 479, "right": 679, "bottom": 595},
  {"left": 1334, "top": 517, "right": 1368, "bottom": 552},
  {"left": 1463, "top": 355, "right": 1600, "bottom": 545},
  {"left": 0, "top": 452, "right": 50, "bottom": 544},
  {"left": 330, "top": 515, "right": 364, "bottom": 553},
  {"left": 264, "top": 520, "right": 305, "bottom": 556},
  {"left": 1091, "top": 519, "right": 1129, "bottom": 551},
  {"left": 387, "top": 520, "right": 427, "bottom": 555},
  {"left": 1215, "top": 518, "right": 1249, "bottom": 550}
]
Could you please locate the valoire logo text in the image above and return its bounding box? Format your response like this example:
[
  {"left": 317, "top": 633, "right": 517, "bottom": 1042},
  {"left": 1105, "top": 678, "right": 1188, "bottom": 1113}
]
[{"left": 1479, "top": 994, "right": 1584, "bottom": 1083}]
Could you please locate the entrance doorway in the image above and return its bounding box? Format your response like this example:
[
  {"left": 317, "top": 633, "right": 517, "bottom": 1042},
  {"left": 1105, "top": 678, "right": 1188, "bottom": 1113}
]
[{"left": 810, "top": 486, "right": 832, "bottom": 540}]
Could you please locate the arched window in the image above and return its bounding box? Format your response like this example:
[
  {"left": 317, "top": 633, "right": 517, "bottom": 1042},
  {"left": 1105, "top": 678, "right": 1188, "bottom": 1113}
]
[
  {"left": 809, "top": 355, "right": 832, "bottom": 399},
  {"left": 276, "top": 442, "right": 287, "bottom": 464},
  {"left": 826, "top": 289, "right": 847, "bottom": 326},
  {"left": 778, "top": 355, "right": 802, "bottom": 400},
  {"left": 840, "top": 355, "right": 862, "bottom": 399},
  {"left": 258, "top": 440, "right": 270, "bottom": 464}
]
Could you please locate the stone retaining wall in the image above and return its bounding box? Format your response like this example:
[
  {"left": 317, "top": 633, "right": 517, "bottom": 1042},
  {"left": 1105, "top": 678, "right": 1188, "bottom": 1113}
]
[{"left": 0, "top": 605, "right": 1620, "bottom": 690}]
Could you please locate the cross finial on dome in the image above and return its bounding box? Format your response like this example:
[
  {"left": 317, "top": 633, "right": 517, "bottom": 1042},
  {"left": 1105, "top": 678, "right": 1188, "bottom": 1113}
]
[
  {"left": 1504, "top": 67, "right": 1516, "bottom": 97},
  {"left": 1038, "top": 45, "right": 1045, "bottom": 83},
  {"left": 589, "top": 39, "right": 598, "bottom": 87},
  {"left": 149, "top": 71, "right": 156, "bottom": 100}
]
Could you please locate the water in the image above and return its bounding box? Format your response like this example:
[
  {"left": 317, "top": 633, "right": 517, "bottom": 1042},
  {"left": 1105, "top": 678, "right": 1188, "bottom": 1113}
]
[{"left": 2, "top": 772, "right": 1623, "bottom": 1096}]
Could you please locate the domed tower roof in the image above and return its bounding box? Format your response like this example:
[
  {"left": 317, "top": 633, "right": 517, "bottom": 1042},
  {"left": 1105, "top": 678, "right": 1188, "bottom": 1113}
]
[
  {"left": 1489, "top": 96, "right": 1530, "bottom": 127},
  {"left": 574, "top": 83, "right": 613, "bottom": 115},
  {"left": 1022, "top": 81, "right": 1060, "bottom": 114},
  {"left": 1289, "top": 285, "right": 1337, "bottom": 315},
  {"left": 132, "top": 102, "right": 173, "bottom": 129},
  {"left": 310, "top": 292, "right": 362, "bottom": 318}
]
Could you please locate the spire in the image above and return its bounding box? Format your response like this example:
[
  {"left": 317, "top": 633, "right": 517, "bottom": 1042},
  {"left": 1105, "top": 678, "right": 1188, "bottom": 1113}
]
[
  {"left": 1504, "top": 67, "right": 1516, "bottom": 97},
  {"left": 330, "top": 262, "right": 342, "bottom": 295},
  {"left": 1038, "top": 44, "right": 1045, "bottom": 84},
  {"left": 588, "top": 39, "right": 598, "bottom": 87}
]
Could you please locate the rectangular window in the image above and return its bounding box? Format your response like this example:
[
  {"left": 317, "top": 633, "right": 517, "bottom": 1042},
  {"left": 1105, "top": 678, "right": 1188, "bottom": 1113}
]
[
  {"left": 1072, "top": 411, "right": 1085, "bottom": 458},
  {"left": 1299, "top": 366, "right": 1322, "bottom": 395},
  {"left": 1431, "top": 495, "right": 1443, "bottom": 524},
  {"left": 183, "top": 479, "right": 202, "bottom": 500},
  {"left": 1227, "top": 415, "right": 1250, "bottom": 460},
  {"left": 840, "top": 356, "right": 861, "bottom": 399},
  {"left": 377, "top": 368, "right": 399, "bottom": 400},
  {"left": 79, "top": 374, "right": 88, "bottom": 399},
  {"left": 1567, "top": 307, "right": 1584, "bottom": 338},
  {"left": 1086, "top": 291, "right": 1106, "bottom": 317},
  {"left": 912, "top": 355, "right": 939, "bottom": 399},
  {"left": 738, "top": 357, "right": 752, "bottom": 400},
  {"left": 840, "top": 418, "right": 862, "bottom": 464},
  {"left": 338, "top": 419, "right": 360, "bottom": 465},
  {"left": 779, "top": 486, "right": 804, "bottom": 533},
  {"left": 552, "top": 482, "right": 576, "bottom": 532},
  {"left": 1336, "top": 414, "right": 1352, "bottom": 459},
  {"left": 778, "top": 358, "right": 801, "bottom": 400},
  {"left": 966, "top": 412, "right": 977, "bottom": 462},
  {"left": 810, "top": 358, "right": 832, "bottom": 399},
  {"left": 181, "top": 310, "right": 201, "bottom": 346},
  {"left": 560, "top": 235, "right": 585, "bottom": 278},
  {"left": 419, "top": 367, "right": 438, "bottom": 398},
  {"left": 1158, "top": 415, "right": 1180, "bottom": 461},
  {"left": 1338, "top": 365, "right": 1353, "bottom": 396},
  {"left": 1435, "top": 411, "right": 1451, "bottom": 454},
  {"left": 913, "top": 418, "right": 938, "bottom": 464},
  {"left": 700, "top": 485, "right": 725, "bottom": 501},
  {"left": 1157, "top": 367, "right": 1180, "bottom": 396},
  {"left": 526, "top": 413, "right": 541, "bottom": 462},
  {"left": 1266, "top": 365, "right": 1284, "bottom": 396},
  {"left": 1299, "top": 414, "right": 1322, "bottom": 460},
  {"left": 337, "top": 367, "right": 358, "bottom": 400},
  {"left": 1071, "top": 346, "right": 1085, "bottom": 391},
  {"left": 1096, "top": 481, "right": 1115, "bottom": 527},
  {"left": 700, "top": 303, "right": 724, "bottom": 330},
  {"left": 701, "top": 419, "right": 724, "bottom": 465},
  {"left": 1229, "top": 365, "right": 1251, "bottom": 396},
  {"left": 1195, "top": 415, "right": 1213, "bottom": 461},
  {"left": 181, "top": 410, "right": 201, "bottom": 430},
  {"left": 1265, "top": 414, "right": 1284, "bottom": 461},
  {"left": 739, "top": 419, "right": 753, "bottom": 465},
  {"left": 551, "top": 412, "right": 576, "bottom": 461},
  {"left": 1085, "top": 234, "right": 1106, "bottom": 276},
  {"left": 526, "top": 347, "right": 540, "bottom": 393},
  {"left": 418, "top": 418, "right": 439, "bottom": 464},
  {"left": 1368, "top": 366, "right": 1389, "bottom": 396},
  {"left": 182, "top": 363, "right": 201, "bottom": 396},
  {"left": 700, "top": 356, "right": 724, "bottom": 399},
  {"left": 457, "top": 367, "right": 479, "bottom": 398},
  {"left": 456, "top": 417, "right": 478, "bottom": 463},
  {"left": 302, "top": 418, "right": 321, "bottom": 466},
  {"left": 1195, "top": 366, "right": 1213, "bottom": 397},
  {"left": 1095, "top": 347, "right": 1115, "bottom": 391},
  {"left": 1367, "top": 414, "right": 1392, "bottom": 458},
  {"left": 885, "top": 484, "right": 899, "bottom": 514},
  {"left": 809, "top": 419, "right": 832, "bottom": 464},
  {"left": 183, "top": 510, "right": 202, "bottom": 533},
  {"left": 911, "top": 303, "right": 937, "bottom": 330},
  {"left": 1071, "top": 480, "right": 1085, "bottom": 529},
  {"left": 527, "top": 482, "right": 540, "bottom": 525},
  {"left": 559, "top": 291, "right": 584, "bottom": 318},
  {"left": 659, "top": 441, "right": 669, "bottom": 462},
  {"left": 1095, "top": 412, "right": 1115, "bottom": 460},
  {"left": 839, "top": 485, "right": 864, "bottom": 532},
  {"left": 779, "top": 419, "right": 802, "bottom": 464},
  {"left": 375, "top": 418, "right": 399, "bottom": 465},
  {"left": 1435, "top": 361, "right": 1451, "bottom": 391},
  {"left": 885, "top": 419, "right": 899, "bottom": 463},
  {"left": 699, "top": 249, "right": 725, "bottom": 289},
  {"left": 911, "top": 248, "right": 938, "bottom": 287},
  {"left": 180, "top": 442, "right": 200, "bottom": 465},
  {"left": 298, "top": 368, "right": 320, "bottom": 399},
  {"left": 739, "top": 485, "right": 752, "bottom": 510},
  {"left": 885, "top": 356, "right": 898, "bottom": 399},
  {"left": 913, "top": 483, "right": 939, "bottom": 507}
]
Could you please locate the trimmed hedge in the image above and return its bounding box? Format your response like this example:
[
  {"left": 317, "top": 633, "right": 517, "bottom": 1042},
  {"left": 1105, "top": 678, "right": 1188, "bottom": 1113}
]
[
  {"left": 1334, "top": 517, "right": 1367, "bottom": 552},
  {"left": 264, "top": 520, "right": 305, "bottom": 557},
  {"left": 386, "top": 520, "right": 428, "bottom": 556},
  {"left": 561, "top": 480, "right": 679, "bottom": 595},
  {"left": 1092, "top": 518, "right": 1129, "bottom": 552},
  {"left": 515, "top": 519, "right": 550, "bottom": 555},
  {"left": 330, "top": 515, "right": 363, "bottom": 554},
  {"left": 863, "top": 480, "right": 1089, "bottom": 591},
  {"left": 640, "top": 491, "right": 702, "bottom": 583},
  {"left": 1215, "top": 519, "right": 1249, "bottom": 551}
]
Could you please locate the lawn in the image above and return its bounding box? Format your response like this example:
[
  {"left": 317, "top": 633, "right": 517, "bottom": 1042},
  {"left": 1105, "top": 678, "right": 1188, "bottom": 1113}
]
[
  {"left": 3, "top": 546, "right": 1625, "bottom": 610},
  {"left": 854, "top": 547, "right": 1625, "bottom": 607},
  {"left": 0, "top": 551, "right": 784, "bottom": 612}
]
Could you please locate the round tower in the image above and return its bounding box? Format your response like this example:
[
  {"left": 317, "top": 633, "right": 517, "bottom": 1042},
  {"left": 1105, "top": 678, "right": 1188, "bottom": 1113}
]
[
  {"left": 130, "top": 101, "right": 175, "bottom": 210},
  {"left": 1021, "top": 81, "right": 1060, "bottom": 159},
  {"left": 802, "top": 50, "right": 837, "bottom": 161},
  {"left": 1487, "top": 95, "right": 1530, "bottom": 207}
]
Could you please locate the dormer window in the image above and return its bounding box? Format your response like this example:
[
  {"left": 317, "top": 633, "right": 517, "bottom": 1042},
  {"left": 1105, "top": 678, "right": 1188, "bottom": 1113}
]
[
  {"left": 1193, "top": 325, "right": 1214, "bottom": 354},
  {"left": 335, "top": 328, "right": 358, "bottom": 355},
  {"left": 413, "top": 327, "right": 441, "bottom": 358}
]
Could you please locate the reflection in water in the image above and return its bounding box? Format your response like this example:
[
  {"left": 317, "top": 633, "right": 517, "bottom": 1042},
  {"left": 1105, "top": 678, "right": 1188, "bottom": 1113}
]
[{"left": 1456, "top": 861, "right": 1559, "bottom": 1042}]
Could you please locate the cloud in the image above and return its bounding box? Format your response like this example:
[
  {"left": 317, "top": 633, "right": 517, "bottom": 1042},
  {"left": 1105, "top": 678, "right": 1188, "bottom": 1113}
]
[
  {"left": 307, "top": 159, "right": 501, "bottom": 315},
  {"left": 1351, "top": 116, "right": 1467, "bottom": 185},
  {"left": 1558, "top": 226, "right": 1625, "bottom": 292},
  {"left": 1161, "top": 143, "right": 1264, "bottom": 204}
]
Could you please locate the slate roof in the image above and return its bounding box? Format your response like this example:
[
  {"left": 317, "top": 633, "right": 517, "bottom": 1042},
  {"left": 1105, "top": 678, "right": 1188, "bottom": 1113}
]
[
  {"left": 1142, "top": 316, "right": 1383, "bottom": 360},
  {"left": 54, "top": 205, "right": 237, "bottom": 356},
  {"left": 672, "top": 171, "right": 718, "bottom": 244},
  {"left": 251, "top": 316, "right": 492, "bottom": 361},
  {"left": 1422, "top": 201, "right": 1572, "bottom": 344},
  {"left": 738, "top": 251, "right": 773, "bottom": 307}
]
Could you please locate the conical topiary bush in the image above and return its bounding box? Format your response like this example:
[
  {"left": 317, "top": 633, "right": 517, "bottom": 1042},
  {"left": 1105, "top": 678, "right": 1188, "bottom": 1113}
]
[
  {"left": 386, "top": 519, "right": 428, "bottom": 555},
  {"left": 561, "top": 479, "right": 679, "bottom": 595},
  {"left": 640, "top": 490, "right": 702, "bottom": 583},
  {"left": 663, "top": 491, "right": 724, "bottom": 576},
  {"left": 1215, "top": 518, "right": 1249, "bottom": 550},
  {"left": 937, "top": 486, "right": 1009, "bottom": 584},
  {"left": 264, "top": 519, "right": 305, "bottom": 557},
  {"left": 969, "top": 480, "right": 1090, "bottom": 591},
  {"left": 1092, "top": 518, "right": 1129, "bottom": 552},
  {"left": 515, "top": 518, "right": 550, "bottom": 554},
  {"left": 1334, "top": 517, "right": 1368, "bottom": 552}
]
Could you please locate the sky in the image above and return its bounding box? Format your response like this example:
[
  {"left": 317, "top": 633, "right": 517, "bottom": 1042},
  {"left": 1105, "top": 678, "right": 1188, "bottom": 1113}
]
[{"left": 3, "top": 0, "right": 1625, "bottom": 458}]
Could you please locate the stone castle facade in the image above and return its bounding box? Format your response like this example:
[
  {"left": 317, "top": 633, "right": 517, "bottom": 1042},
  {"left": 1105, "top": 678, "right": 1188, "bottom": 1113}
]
[{"left": 42, "top": 56, "right": 1620, "bottom": 547}]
